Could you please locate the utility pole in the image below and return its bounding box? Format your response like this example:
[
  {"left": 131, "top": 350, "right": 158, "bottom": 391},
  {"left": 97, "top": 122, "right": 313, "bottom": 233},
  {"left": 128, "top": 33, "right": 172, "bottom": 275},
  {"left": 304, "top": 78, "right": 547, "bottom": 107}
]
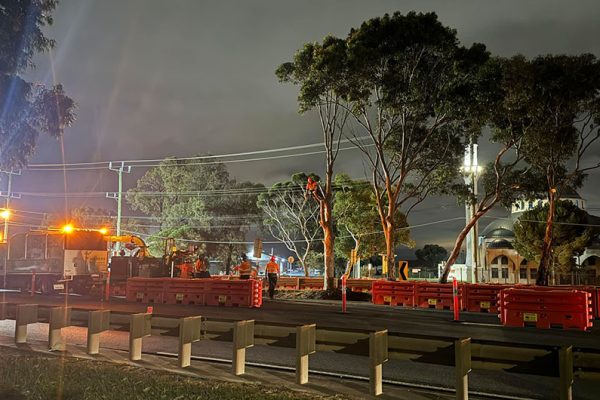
[
  {"left": 1, "top": 169, "right": 22, "bottom": 243},
  {"left": 106, "top": 162, "right": 131, "bottom": 248}
]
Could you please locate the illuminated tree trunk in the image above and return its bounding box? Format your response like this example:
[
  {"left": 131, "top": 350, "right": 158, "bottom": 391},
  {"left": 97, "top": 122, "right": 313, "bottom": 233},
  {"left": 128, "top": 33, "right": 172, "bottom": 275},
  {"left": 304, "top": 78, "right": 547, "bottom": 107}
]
[
  {"left": 536, "top": 189, "right": 555, "bottom": 286},
  {"left": 440, "top": 210, "right": 485, "bottom": 283},
  {"left": 321, "top": 180, "right": 335, "bottom": 290}
]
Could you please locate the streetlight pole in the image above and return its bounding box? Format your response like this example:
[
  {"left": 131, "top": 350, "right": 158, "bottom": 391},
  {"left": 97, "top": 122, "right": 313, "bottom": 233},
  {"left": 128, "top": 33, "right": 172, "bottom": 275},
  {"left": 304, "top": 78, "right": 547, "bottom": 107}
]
[
  {"left": 1, "top": 169, "right": 21, "bottom": 243},
  {"left": 463, "top": 143, "right": 481, "bottom": 283},
  {"left": 106, "top": 162, "right": 131, "bottom": 251}
]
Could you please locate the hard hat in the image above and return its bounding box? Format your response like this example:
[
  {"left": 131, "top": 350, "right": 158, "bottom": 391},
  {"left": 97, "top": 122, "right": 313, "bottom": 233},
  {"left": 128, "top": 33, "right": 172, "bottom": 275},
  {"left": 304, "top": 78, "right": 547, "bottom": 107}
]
[{"left": 270, "top": 256, "right": 276, "bottom": 262}]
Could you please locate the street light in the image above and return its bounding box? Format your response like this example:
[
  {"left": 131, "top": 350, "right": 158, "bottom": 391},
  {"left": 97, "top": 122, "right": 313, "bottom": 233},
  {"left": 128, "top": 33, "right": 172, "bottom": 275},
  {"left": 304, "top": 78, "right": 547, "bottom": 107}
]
[
  {"left": 1, "top": 208, "right": 9, "bottom": 243},
  {"left": 62, "top": 224, "right": 75, "bottom": 234},
  {"left": 462, "top": 143, "right": 484, "bottom": 283}
]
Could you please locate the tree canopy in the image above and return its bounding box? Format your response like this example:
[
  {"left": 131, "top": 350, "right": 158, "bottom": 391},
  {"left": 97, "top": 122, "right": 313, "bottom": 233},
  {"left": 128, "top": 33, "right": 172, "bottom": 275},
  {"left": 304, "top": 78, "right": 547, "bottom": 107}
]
[
  {"left": 0, "top": 0, "right": 76, "bottom": 169},
  {"left": 333, "top": 174, "right": 411, "bottom": 261},
  {"left": 416, "top": 244, "right": 448, "bottom": 272},
  {"left": 257, "top": 173, "right": 321, "bottom": 276},
  {"left": 513, "top": 200, "right": 597, "bottom": 274},
  {"left": 127, "top": 157, "right": 262, "bottom": 268}
]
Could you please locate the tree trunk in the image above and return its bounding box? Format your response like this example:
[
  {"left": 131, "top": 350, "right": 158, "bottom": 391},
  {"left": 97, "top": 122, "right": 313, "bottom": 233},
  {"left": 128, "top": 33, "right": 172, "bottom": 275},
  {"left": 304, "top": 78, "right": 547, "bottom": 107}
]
[
  {"left": 322, "top": 198, "right": 335, "bottom": 290},
  {"left": 384, "top": 221, "right": 396, "bottom": 280},
  {"left": 536, "top": 189, "right": 555, "bottom": 286},
  {"left": 225, "top": 244, "right": 233, "bottom": 275},
  {"left": 344, "top": 239, "right": 360, "bottom": 276},
  {"left": 440, "top": 210, "right": 485, "bottom": 283}
]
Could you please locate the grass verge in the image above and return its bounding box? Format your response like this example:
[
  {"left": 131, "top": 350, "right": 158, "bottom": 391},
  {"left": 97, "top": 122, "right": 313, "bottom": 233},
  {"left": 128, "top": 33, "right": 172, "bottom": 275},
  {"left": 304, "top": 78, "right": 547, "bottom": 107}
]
[{"left": 0, "top": 347, "right": 344, "bottom": 400}]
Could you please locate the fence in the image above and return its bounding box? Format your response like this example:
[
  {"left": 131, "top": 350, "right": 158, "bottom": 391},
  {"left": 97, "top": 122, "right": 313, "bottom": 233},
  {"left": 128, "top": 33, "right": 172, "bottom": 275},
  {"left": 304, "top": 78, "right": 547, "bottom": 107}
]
[{"left": 0, "top": 301, "right": 597, "bottom": 399}]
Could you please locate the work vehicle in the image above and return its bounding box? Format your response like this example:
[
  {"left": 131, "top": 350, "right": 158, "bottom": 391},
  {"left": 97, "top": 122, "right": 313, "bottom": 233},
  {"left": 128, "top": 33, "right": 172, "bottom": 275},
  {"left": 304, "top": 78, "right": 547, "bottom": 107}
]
[{"left": 2, "top": 228, "right": 108, "bottom": 294}]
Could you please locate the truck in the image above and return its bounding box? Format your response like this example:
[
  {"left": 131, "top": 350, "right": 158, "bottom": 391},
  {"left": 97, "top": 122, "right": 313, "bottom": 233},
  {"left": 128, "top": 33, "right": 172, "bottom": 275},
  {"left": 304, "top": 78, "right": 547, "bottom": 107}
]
[{"left": 2, "top": 228, "right": 108, "bottom": 294}]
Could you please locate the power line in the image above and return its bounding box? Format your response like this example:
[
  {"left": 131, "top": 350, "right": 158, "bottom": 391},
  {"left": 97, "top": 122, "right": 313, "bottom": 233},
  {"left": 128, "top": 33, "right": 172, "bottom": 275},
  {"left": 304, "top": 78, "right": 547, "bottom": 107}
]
[{"left": 25, "top": 141, "right": 374, "bottom": 171}]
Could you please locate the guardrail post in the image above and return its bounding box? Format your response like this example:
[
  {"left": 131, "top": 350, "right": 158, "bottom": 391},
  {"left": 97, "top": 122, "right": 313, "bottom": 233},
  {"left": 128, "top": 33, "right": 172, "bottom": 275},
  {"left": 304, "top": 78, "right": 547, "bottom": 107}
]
[
  {"left": 232, "top": 320, "right": 254, "bottom": 375},
  {"left": 87, "top": 310, "right": 110, "bottom": 355},
  {"left": 129, "top": 312, "right": 151, "bottom": 361},
  {"left": 0, "top": 302, "right": 7, "bottom": 320},
  {"left": 296, "top": 324, "right": 316, "bottom": 384},
  {"left": 455, "top": 337, "right": 471, "bottom": 400},
  {"left": 369, "top": 329, "right": 388, "bottom": 396},
  {"left": 49, "top": 307, "right": 72, "bottom": 351},
  {"left": 559, "top": 346, "right": 573, "bottom": 400},
  {"left": 179, "top": 316, "right": 202, "bottom": 368},
  {"left": 15, "top": 304, "right": 38, "bottom": 344}
]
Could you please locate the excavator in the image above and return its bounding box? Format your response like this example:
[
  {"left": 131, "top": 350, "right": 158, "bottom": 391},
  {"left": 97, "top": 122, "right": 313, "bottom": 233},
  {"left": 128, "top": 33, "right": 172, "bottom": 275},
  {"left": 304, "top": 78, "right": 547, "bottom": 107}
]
[{"left": 106, "top": 235, "right": 198, "bottom": 285}]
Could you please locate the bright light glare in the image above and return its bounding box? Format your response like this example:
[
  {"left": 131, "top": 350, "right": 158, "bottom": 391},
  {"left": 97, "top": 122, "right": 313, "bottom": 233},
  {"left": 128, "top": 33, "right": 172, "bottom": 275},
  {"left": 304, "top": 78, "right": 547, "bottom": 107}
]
[
  {"left": 0, "top": 209, "right": 9, "bottom": 219},
  {"left": 62, "top": 224, "right": 75, "bottom": 233},
  {"left": 99, "top": 227, "right": 108, "bottom": 235}
]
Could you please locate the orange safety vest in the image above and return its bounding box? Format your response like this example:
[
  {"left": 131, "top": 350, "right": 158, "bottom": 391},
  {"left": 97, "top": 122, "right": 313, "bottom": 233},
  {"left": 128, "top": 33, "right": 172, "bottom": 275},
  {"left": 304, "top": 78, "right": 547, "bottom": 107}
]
[
  {"left": 179, "top": 263, "right": 192, "bottom": 279},
  {"left": 265, "top": 261, "right": 279, "bottom": 274},
  {"left": 238, "top": 261, "right": 252, "bottom": 275},
  {"left": 195, "top": 259, "right": 206, "bottom": 272}
]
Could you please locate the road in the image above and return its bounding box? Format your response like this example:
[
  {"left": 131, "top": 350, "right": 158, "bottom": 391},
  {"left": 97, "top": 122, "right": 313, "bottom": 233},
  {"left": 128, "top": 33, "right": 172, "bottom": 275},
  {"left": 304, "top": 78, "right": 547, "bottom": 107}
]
[{"left": 1, "top": 292, "right": 599, "bottom": 399}]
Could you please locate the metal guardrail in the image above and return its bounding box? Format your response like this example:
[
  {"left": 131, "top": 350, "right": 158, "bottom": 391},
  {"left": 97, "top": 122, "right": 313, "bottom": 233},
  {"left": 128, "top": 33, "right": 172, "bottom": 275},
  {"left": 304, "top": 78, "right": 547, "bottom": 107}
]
[{"left": 0, "top": 301, "right": 597, "bottom": 399}]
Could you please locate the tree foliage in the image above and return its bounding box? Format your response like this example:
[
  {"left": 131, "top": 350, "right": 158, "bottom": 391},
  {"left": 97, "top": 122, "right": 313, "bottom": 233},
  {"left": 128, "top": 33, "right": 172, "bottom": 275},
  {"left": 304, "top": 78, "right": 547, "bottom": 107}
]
[
  {"left": 127, "top": 158, "right": 262, "bottom": 268},
  {"left": 276, "top": 36, "right": 351, "bottom": 287},
  {"left": 416, "top": 244, "right": 448, "bottom": 272},
  {"left": 257, "top": 173, "right": 321, "bottom": 276},
  {"left": 333, "top": 174, "right": 411, "bottom": 260},
  {"left": 513, "top": 201, "right": 597, "bottom": 273},
  {"left": 0, "top": 0, "right": 76, "bottom": 169},
  {"left": 516, "top": 54, "right": 600, "bottom": 284}
]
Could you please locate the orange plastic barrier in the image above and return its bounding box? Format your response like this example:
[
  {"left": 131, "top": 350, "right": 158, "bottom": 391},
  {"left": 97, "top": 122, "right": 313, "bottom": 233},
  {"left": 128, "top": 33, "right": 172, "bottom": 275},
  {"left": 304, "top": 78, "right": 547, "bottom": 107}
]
[
  {"left": 517, "top": 285, "right": 599, "bottom": 320},
  {"left": 126, "top": 277, "right": 166, "bottom": 304},
  {"left": 463, "top": 284, "right": 510, "bottom": 313},
  {"left": 345, "top": 278, "right": 374, "bottom": 293},
  {"left": 499, "top": 288, "right": 593, "bottom": 331},
  {"left": 298, "top": 277, "right": 324, "bottom": 290},
  {"left": 597, "top": 287, "right": 600, "bottom": 319},
  {"left": 415, "top": 282, "right": 462, "bottom": 310},
  {"left": 162, "top": 279, "right": 211, "bottom": 305},
  {"left": 276, "top": 277, "right": 300, "bottom": 290},
  {"left": 204, "top": 279, "right": 262, "bottom": 308},
  {"left": 371, "top": 280, "right": 416, "bottom": 307},
  {"left": 126, "top": 277, "right": 262, "bottom": 308}
]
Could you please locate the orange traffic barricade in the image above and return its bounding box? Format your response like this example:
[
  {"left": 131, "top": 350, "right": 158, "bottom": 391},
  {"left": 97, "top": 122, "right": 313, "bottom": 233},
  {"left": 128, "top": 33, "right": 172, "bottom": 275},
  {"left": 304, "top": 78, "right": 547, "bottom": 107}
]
[
  {"left": 415, "top": 282, "right": 462, "bottom": 310},
  {"left": 463, "top": 283, "right": 510, "bottom": 313},
  {"left": 371, "top": 280, "right": 416, "bottom": 307},
  {"left": 499, "top": 288, "right": 593, "bottom": 331}
]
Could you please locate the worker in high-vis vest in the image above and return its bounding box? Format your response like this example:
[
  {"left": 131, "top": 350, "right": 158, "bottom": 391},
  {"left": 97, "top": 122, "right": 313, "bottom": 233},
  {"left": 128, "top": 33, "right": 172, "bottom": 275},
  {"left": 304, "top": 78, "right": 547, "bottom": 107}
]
[
  {"left": 265, "top": 255, "right": 279, "bottom": 299},
  {"left": 236, "top": 254, "right": 252, "bottom": 280},
  {"left": 194, "top": 256, "right": 210, "bottom": 278}
]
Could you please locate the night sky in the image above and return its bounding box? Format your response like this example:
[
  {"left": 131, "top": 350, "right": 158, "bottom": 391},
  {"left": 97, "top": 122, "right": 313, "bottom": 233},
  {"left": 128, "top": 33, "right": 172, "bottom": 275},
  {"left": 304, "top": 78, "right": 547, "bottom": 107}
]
[{"left": 8, "top": 0, "right": 600, "bottom": 254}]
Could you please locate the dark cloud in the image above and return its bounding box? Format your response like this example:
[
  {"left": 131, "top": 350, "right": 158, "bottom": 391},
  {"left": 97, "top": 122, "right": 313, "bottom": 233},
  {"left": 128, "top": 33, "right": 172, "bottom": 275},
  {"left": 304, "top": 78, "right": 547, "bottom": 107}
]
[{"left": 6, "top": 0, "right": 600, "bottom": 251}]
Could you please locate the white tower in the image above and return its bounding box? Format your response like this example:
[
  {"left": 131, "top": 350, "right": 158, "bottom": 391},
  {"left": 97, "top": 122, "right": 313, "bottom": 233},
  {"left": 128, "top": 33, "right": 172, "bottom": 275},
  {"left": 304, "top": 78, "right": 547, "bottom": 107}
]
[{"left": 463, "top": 143, "right": 482, "bottom": 283}]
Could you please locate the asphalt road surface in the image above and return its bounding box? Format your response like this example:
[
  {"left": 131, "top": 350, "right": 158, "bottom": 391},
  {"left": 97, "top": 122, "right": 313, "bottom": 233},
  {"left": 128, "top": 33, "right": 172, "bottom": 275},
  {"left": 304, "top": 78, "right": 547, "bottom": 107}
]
[{"left": 1, "top": 292, "right": 599, "bottom": 399}]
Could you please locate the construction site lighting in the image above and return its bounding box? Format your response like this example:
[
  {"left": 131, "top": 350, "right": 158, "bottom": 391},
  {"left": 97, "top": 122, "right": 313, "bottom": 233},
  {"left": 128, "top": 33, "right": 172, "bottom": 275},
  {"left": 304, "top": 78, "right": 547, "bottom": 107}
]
[
  {"left": 0, "top": 209, "right": 9, "bottom": 219},
  {"left": 99, "top": 228, "right": 109, "bottom": 235},
  {"left": 62, "top": 224, "right": 75, "bottom": 234}
]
